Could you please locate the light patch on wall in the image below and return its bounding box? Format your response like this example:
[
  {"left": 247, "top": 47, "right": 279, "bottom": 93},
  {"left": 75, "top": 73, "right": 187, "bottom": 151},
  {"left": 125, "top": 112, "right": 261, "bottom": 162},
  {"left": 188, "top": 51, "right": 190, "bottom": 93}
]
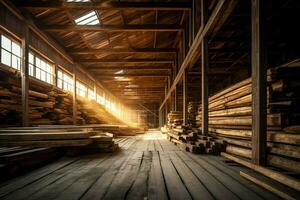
[
  {"left": 75, "top": 11, "right": 100, "bottom": 25},
  {"left": 115, "top": 70, "right": 124, "bottom": 75},
  {"left": 66, "top": 0, "right": 90, "bottom": 2}
]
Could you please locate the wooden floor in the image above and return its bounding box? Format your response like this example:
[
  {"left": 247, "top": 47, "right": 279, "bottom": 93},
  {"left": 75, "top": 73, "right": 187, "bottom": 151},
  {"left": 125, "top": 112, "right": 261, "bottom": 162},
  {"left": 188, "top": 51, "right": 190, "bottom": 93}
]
[{"left": 0, "top": 130, "right": 281, "bottom": 200}]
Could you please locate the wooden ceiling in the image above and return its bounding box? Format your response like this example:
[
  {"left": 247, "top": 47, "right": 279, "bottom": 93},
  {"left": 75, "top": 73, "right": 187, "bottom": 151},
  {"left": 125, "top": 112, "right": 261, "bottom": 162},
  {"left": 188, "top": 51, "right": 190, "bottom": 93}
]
[{"left": 15, "top": 0, "right": 191, "bottom": 104}]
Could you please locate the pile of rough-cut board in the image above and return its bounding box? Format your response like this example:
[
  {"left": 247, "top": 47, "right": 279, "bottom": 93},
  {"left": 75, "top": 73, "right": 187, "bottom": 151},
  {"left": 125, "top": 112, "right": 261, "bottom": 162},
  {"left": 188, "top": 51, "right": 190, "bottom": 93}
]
[
  {"left": 167, "top": 111, "right": 183, "bottom": 128},
  {"left": 166, "top": 124, "right": 226, "bottom": 154},
  {"left": 195, "top": 60, "right": 300, "bottom": 173},
  {"left": 0, "top": 125, "right": 118, "bottom": 153},
  {"left": 0, "top": 68, "right": 123, "bottom": 126},
  {"left": 187, "top": 101, "right": 200, "bottom": 127}
]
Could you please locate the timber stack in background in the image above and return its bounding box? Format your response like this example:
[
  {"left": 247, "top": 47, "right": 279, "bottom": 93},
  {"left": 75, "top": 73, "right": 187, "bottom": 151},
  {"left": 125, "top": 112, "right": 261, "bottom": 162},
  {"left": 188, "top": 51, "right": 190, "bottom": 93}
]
[
  {"left": 0, "top": 68, "right": 138, "bottom": 136},
  {"left": 166, "top": 111, "right": 226, "bottom": 154},
  {"left": 194, "top": 62, "right": 300, "bottom": 173}
]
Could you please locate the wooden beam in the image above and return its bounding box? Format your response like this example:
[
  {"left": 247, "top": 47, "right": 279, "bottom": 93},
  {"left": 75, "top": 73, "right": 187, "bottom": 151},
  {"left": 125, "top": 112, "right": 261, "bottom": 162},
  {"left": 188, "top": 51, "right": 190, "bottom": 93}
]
[
  {"left": 18, "top": 1, "right": 191, "bottom": 11},
  {"left": 159, "top": 0, "right": 229, "bottom": 110},
  {"left": 88, "top": 66, "right": 171, "bottom": 70},
  {"left": 79, "top": 59, "right": 174, "bottom": 64},
  {"left": 183, "top": 69, "right": 188, "bottom": 124},
  {"left": 251, "top": 0, "right": 267, "bottom": 166},
  {"left": 72, "top": 68, "right": 77, "bottom": 125},
  {"left": 42, "top": 25, "right": 184, "bottom": 32},
  {"left": 21, "top": 25, "right": 29, "bottom": 127},
  {"left": 96, "top": 74, "right": 170, "bottom": 78},
  {"left": 68, "top": 48, "right": 176, "bottom": 54},
  {"left": 201, "top": 0, "right": 209, "bottom": 136}
]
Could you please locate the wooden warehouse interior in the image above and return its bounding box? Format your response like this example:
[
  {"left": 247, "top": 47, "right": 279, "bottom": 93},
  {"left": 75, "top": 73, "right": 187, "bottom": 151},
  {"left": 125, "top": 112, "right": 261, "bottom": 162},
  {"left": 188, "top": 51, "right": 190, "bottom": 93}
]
[{"left": 0, "top": 0, "right": 299, "bottom": 199}]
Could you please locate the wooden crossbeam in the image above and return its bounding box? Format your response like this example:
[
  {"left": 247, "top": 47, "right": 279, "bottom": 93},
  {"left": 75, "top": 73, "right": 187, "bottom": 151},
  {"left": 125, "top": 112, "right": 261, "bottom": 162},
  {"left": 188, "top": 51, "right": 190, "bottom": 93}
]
[
  {"left": 18, "top": 1, "right": 191, "bottom": 11},
  {"left": 68, "top": 48, "right": 176, "bottom": 54},
  {"left": 96, "top": 74, "right": 170, "bottom": 78},
  {"left": 159, "top": 0, "right": 235, "bottom": 110},
  {"left": 79, "top": 59, "right": 174, "bottom": 64},
  {"left": 88, "top": 66, "right": 171, "bottom": 70},
  {"left": 42, "top": 25, "right": 184, "bottom": 32}
]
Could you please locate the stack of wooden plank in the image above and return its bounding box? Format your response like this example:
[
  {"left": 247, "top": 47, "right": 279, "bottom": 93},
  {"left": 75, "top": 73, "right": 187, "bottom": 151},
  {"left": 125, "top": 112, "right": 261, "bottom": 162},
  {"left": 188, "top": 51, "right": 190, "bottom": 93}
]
[
  {"left": 196, "top": 61, "right": 300, "bottom": 173},
  {"left": 166, "top": 125, "right": 226, "bottom": 154},
  {"left": 188, "top": 101, "right": 200, "bottom": 127},
  {"left": 0, "top": 125, "right": 119, "bottom": 154},
  {"left": 0, "top": 69, "right": 125, "bottom": 127},
  {"left": 167, "top": 111, "right": 183, "bottom": 129}
]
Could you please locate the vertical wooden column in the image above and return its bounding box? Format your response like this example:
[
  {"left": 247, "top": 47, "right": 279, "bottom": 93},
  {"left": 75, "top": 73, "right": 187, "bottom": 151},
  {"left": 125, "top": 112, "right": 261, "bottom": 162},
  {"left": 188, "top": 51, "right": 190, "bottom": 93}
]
[
  {"left": 72, "top": 68, "right": 77, "bottom": 125},
  {"left": 183, "top": 69, "right": 188, "bottom": 125},
  {"left": 201, "top": 0, "right": 209, "bottom": 135},
  {"left": 21, "top": 25, "right": 29, "bottom": 127},
  {"left": 174, "top": 55, "right": 179, "bottom": 111},
  {"left": 251, "top": 0, "right": 267, "bottom": 165}
]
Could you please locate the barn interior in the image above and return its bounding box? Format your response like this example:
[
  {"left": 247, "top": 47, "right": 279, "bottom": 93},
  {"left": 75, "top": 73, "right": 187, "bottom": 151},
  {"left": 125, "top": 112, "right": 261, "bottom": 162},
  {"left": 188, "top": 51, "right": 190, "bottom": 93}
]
[{"left": 0, "top": 0, "right": 299, "bottom": 199}]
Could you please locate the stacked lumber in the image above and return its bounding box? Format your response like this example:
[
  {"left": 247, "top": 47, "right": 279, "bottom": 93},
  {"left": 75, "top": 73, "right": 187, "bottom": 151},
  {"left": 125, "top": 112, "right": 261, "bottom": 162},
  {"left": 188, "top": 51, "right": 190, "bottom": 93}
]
[
  {"left": 196, "top": 62, "right": 300, "bottom": 173},
  {"left": 166, "top": 124, "right": 226, "bottom": 154},
  {"left": 0, "top": 147, "right": 59, "bottom": 182},
  {"left": 187, "top": 101, "right": 200, "bottom": 127},
  {"left": 167, "top": 111, "right": 183, "bottom": 128},
  {"left": 0, "top": 126, "right": 118, "bottom": 153},
  {"left": 0, "top": 67, "right": 128, "bottom": 129}
]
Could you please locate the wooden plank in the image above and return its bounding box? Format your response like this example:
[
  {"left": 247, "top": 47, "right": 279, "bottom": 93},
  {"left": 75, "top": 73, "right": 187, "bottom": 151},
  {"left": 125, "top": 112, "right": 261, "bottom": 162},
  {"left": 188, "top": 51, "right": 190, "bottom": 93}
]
[
  {"left": 72, "top": 69, "right": 77, "bottom": 125},
  {"left": 18, "top": 1, "right": 191, "bottom": 11},
  {"left": 202, "top": 155, "right": 281, "bottom": 200},
  {"left": 80, "top": 152, "right": 134, "bottom": 200},
  {"left": 201, "top": 0, "right": 209, "bottom": 136},
  {"left": 168, "top": 151, "right": 214, "bottom": 200},
  {"left": 148, "top": 151, "right": 168, "bottom": 200},
  {"left": 0, "top": 139, "right": 92, "bottom": 147},
  {"left": 177, "top": 151, "right": 239, "bottom": 200},
  {"left": 159, "top": 151, "right": 192, "bottom": 199},
  {"left": 251, "top": 0, "right": 267, "bottom": 165},
  {"left": 240, "top": 171, "right": 300, "bottom": 200},
  {"left": 221, "top": 152, "right": 300, "bottom": 191},
  {"left": 126, "top": 151, "right": 152, "bottom": 199},
  {"left": 69, "top": 48, "right": 176, "bottom": 54},
  {"left": 101, "top": 151, "right": 143, "bottom": 199},
  {"left": 21, "top": 24, "right": 29, "bottom": 126},
  {"left": 188, "top": 154, "right": 264, "bottom": 200},
  {"left": 0, "top": 132, "right": 89, "bottom": 140},
  {"left": 42, "top": 25, "right": 184, "bottom": 32},
  {"left": 0, "top": 158, "right": 78, "bottom": 198}
]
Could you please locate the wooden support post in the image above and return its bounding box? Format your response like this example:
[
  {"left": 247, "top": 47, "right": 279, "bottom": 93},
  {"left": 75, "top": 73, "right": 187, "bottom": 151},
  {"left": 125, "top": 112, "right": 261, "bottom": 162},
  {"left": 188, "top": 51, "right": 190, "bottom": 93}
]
[
  {"left": 201, "top": 0, "right": 209, "bottom": 135},
  {"left": 72, "top": 68, "right": 77, "bottom": 125},
  {"left": 183, "top": 69, "right": 188, "bottom": 125},
  {"left": 21, "top": 25, "right": 29, "bottom": 127},
  {"left": 251, "top": 0, "right": 267, "bottom": 166}
]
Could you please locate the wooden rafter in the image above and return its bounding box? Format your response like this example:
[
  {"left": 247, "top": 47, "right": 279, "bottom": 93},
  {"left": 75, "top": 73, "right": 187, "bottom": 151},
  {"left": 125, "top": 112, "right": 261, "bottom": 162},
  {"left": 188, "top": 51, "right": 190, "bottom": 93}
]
[
  {"left": 18, "top": 1, "right": 191, "bottom": 11},
  {"left": 68, "top": 48, "right": 176, "bottom": 54},
  {"left": 41, "top": 25, "right": 184, "bottom": 32}
]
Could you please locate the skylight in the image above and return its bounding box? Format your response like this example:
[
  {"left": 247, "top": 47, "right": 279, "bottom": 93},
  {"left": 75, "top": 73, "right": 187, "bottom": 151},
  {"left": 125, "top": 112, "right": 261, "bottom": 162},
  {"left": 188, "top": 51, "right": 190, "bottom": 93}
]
[
  {"left": 66, "top": 0, "right": 91, "bottom": 2},
  {"left": 75, "top": 11, "right": 100, "bottom": 25}
]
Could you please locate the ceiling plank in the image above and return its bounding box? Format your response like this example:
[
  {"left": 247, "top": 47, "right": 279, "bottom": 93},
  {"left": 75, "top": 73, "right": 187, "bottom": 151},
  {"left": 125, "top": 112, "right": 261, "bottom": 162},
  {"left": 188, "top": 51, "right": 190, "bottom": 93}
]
[
  {"left": 79, "top": 59, "right": 174, "bottom": 64},
  {"left": 68, "top": 48, "right": 176, "bottom": 54},
  {"left": 18, "top": 1, "right": 191, "bottom": 11},
  {"left": 41, "top": 25, "right": 184, "bottom": 32}
]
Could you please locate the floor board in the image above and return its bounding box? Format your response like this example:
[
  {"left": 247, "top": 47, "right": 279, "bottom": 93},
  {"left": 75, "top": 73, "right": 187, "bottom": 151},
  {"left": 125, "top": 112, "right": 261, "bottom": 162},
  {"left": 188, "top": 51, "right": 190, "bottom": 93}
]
[{"left": 0, "top": 130, "right": 282, "bottom": 200}]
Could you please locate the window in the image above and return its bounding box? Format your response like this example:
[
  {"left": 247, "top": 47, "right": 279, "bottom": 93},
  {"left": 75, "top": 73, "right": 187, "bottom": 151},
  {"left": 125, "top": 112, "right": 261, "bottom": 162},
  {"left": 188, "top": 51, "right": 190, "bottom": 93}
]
[
  {"left": 96, "top": 94, "right": 105, "bottom": 105},
  {"left": 57, "top": 69, "right": 73, "bottom": 92},
  {"left": 88, "top": 89, "right": 95, "bottom": 100},
  {"left": 1, "top": 35, "right": 21, "bottom": 70},
  {"left": 76, "top": 81, "right": 87, "bottom": 97},
  {"left": 75, "top": 11, "right": 100, "bottom": 25},
  {"left": 29, "top": 52, "right": 54, "bottom": 84}
]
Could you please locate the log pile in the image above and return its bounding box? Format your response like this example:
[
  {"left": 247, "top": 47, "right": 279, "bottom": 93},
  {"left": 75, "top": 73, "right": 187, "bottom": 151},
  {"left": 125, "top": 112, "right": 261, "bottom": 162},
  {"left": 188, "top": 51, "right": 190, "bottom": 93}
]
[
  {"left": 195, "top": 62, "right": 300, "bottom": 173},
  {"left": 0, "top": 68, "right": 129, "bottom": 132}
]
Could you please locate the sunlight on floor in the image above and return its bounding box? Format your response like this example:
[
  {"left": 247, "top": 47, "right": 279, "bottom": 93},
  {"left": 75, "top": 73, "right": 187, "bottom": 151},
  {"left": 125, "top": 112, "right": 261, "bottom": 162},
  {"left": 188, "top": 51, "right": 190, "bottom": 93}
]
[{"left": 142, "top": 130, "right": 167, "bottom": 140}]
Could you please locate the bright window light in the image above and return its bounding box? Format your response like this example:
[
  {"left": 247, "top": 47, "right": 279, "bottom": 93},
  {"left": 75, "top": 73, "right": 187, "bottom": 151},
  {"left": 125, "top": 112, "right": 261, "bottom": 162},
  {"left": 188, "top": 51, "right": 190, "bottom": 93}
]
[
  {"left": 114, "top": 76, "right": 124, "bottom": 80},
  {"left": 115, "top": 70, "right": 124, "bottom": 75},
  {"left": 75, "top": 11, "right": 100, "bottom": 25}
]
